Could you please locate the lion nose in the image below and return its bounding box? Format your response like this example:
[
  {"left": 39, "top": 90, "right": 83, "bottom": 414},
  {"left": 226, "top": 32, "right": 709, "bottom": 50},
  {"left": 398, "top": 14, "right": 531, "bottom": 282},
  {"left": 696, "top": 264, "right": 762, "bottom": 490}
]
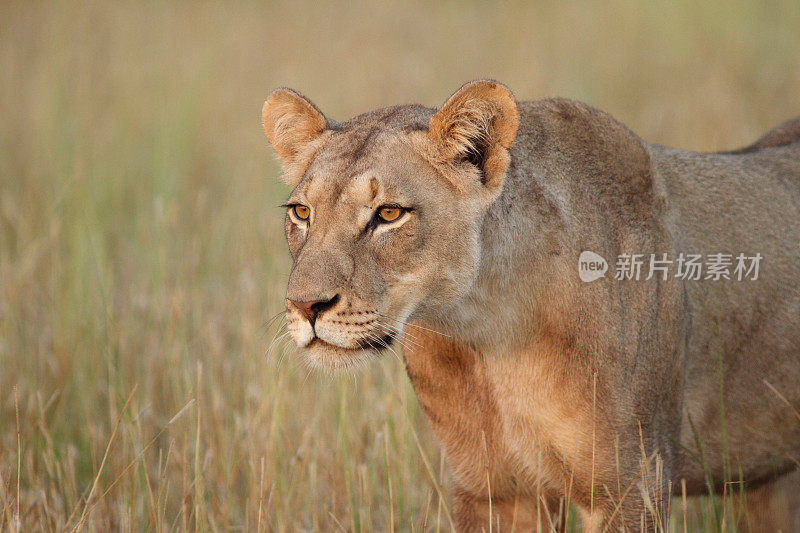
[{"left": 288, "top": 295, "right": 339, "bottom": 326}]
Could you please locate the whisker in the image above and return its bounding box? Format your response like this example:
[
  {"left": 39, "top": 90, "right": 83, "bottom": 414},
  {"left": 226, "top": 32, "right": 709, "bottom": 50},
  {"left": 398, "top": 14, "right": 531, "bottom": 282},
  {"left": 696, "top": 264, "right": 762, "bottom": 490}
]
[
  {"left": 371, "top": 323, "right": 411, "bottom": 352},
  {"left": 276, "top": 342, "right": 293, "bottom": 372},
  {"left": 385, "top": 317, "right": 451, "bottom": 338},
  {"left": 363, "top": 331, "right": 403, "bottom": 364},
  {"left": 302, "top": 366, "right": 314, "bottom": 386},
  {"left": 371, "top": 322, "right": 397, "bottom": 340},
  {"left": 376, "top": 318, "right": 420, "bottom": 342},
  {"left": 265, "top": 325, "right": 289, "bottom": 356},
  {"left": 263, "top": 309, "right": 288, "bottom": 330},
  {"left": 266, "top": 328, "right": 291, "bottom": 361},
  {"left": 384, "top": 342, "right": 404, "bottom": 364},
  {"left": 275, "top": 332, "right": 296, "bottom": 366},
  {"left": 362, "top": 331, "right": 386, "bottom": 349},
  {"left": 259, "top": 311, "right": 287, "bottom": 343},
  {"left": 375, "top": 321, "right": 423, "bottom": 351},
  {"left": 383, "top": 342, "right": 404, "bottom": 364}
]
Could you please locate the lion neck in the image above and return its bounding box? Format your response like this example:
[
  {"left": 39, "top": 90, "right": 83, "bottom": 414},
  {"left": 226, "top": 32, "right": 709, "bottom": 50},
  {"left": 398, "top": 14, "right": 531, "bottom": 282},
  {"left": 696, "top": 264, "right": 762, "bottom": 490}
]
[{"left": 416, "top": 165, "right": 575, "bottom": 355}]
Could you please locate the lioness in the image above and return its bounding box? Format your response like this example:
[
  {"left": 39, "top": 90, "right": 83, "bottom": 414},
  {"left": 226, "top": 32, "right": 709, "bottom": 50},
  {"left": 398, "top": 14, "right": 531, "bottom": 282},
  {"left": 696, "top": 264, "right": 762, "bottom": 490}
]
[{"left": 261, "top": 80, "right": 800, "bottom": 531}]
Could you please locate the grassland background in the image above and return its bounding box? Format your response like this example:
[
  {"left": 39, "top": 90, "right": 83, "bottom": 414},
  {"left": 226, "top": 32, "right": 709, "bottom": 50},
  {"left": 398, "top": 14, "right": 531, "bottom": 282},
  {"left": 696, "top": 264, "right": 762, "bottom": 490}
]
[{"left": 1, "top": 1, "right": 799, "bottom": 530}]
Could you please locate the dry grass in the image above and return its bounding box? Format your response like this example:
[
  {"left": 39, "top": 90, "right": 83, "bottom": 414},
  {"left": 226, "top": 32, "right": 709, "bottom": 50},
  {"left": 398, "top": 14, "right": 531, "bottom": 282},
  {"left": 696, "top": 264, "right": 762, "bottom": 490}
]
[{"left": 1, "top": 1, "right": 799, "bottom": 530}]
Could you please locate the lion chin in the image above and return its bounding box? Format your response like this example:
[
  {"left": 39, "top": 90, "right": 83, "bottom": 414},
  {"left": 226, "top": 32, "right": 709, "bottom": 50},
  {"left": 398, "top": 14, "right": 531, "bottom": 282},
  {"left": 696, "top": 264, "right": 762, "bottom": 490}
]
[{"left": 299, "top": 338, "right": 378, "bottom": 371}]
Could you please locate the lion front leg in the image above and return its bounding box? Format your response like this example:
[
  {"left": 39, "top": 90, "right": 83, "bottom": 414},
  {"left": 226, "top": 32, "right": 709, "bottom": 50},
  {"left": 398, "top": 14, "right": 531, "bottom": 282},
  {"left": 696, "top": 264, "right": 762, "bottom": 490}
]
[{"left": 452, "top": 486, "right": 566, "bottom": 532}]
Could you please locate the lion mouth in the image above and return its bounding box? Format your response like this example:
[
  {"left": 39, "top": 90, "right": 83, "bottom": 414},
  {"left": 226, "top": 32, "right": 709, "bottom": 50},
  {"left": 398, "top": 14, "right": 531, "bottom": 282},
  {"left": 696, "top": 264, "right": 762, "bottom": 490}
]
[
  {"left": 302, "top": 335, "right": 392, "bottom": 370},
  {"left": 306, "top": 332, "right": 395, "bottom": 353}
]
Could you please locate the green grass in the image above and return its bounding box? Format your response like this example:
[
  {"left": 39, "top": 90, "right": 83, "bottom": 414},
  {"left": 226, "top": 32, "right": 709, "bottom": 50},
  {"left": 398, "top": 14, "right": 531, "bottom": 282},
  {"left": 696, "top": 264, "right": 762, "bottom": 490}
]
[{"left": 1, "top": 1, "right": 799, "bottom": 530}]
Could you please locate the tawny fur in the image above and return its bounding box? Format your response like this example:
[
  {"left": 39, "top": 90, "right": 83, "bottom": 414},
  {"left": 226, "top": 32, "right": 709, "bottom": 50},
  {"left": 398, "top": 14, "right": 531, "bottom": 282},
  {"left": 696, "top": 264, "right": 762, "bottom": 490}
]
[{"left": 262, "top": 80, "right": 800, "bottom": 532}]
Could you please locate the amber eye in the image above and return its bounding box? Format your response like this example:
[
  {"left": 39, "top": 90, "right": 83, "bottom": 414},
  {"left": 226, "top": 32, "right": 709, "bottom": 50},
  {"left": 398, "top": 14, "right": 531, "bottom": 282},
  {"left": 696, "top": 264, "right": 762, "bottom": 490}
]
[
  {"left": 377, "top": 206, "right": 404, "bottom": 223},
  {"left": 292, "top": 205, "right": 310, "bottom": 221}
]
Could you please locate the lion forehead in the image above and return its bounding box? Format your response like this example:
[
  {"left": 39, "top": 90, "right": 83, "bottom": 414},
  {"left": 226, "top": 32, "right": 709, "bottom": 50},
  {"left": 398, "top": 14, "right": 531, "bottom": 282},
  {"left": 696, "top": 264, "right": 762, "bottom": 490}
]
[{"left": 300, "top": 132, "right": 433, "bottom": 207}]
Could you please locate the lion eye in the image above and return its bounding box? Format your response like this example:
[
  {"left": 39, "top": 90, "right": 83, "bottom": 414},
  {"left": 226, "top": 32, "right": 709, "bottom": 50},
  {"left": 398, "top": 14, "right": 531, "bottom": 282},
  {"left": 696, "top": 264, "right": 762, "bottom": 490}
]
[
  {"left": 377, "top": 206, "right": 403, "bottom": 223},
  {"left": 292, "top": 205, "right": 310, "bottom": 221}
]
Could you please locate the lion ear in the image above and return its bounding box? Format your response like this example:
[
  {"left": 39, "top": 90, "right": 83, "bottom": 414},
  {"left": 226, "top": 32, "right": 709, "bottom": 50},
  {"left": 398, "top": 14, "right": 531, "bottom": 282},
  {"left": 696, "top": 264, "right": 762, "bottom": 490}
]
[
  {"left": 429, "top": 80, "right": 519, "bottom": 193},
  {"left": 262, "top": 88, "right": 330, "bottom": 172}
]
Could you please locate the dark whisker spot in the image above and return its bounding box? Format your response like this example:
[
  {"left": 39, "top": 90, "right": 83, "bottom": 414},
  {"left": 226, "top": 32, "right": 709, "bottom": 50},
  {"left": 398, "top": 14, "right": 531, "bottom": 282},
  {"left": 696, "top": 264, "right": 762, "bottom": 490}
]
[{"left": 357, "top": 332, "right": 394, "bottom": 351}]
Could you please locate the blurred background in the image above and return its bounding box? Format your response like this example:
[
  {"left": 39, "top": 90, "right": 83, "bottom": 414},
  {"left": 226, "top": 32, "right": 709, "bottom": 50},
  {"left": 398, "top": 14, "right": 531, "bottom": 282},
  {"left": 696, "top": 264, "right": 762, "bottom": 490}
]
[{"left": 1, "top": 1, "right": 798, "bottom": 530}]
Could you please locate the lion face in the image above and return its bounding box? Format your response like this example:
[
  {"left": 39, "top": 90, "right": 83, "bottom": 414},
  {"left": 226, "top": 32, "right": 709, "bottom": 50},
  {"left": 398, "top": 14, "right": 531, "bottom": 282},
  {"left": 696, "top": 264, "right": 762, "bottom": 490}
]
[{"left": 262, "top": 81, "right": 519, "bottom": 369}]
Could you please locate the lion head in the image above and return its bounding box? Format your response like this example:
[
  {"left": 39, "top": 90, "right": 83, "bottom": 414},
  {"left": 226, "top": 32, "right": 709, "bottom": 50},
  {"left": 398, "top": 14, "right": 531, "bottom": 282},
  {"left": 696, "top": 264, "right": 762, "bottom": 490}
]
[{"left": 261, "top": 81, "right": 519, "bottom": 369}]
